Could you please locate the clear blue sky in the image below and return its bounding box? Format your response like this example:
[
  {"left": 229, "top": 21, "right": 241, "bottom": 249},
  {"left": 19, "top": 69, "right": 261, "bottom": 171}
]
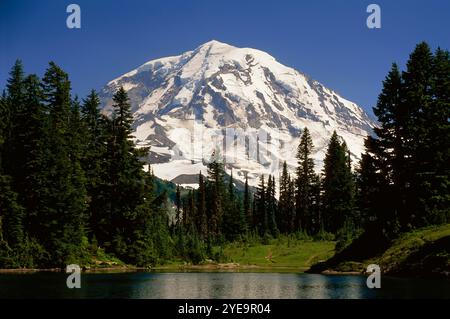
[{"left": 1, "top": 0, "right": 449, "bottom": 116}]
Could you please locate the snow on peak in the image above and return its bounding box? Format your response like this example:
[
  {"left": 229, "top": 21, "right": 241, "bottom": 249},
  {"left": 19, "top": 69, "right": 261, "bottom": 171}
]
[{"left": 100, "top": 41, "right": 375, "bottom": 188}]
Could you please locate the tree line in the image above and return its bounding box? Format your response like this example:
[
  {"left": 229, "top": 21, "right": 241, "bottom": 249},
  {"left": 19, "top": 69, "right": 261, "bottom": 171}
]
[
  {"left": 0, "top": 41, "right": 448, "bottom": 268},
  {"left": 174, "top": 42, "right": 449, "bottom": 251},
  {"left": 0, "top": 61, "right": 172, "bottom": 267},
  {"left": 175, "top": 127, "right": 355, "bottom": 246}
]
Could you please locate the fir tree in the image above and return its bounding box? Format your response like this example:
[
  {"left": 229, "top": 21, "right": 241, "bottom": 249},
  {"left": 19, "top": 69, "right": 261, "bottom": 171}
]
[
  {"left": 427, "top": 48, "right": 450, "bottom": 223},
  {"left": 222, "top": 170, "right": 246, "bottom": 241},
  {"left": 254, "top": 175, "right": 267, "bottom": 235},
  {"left": 104, "top": 86, "right": 145, "bottom": 259},
  {"left": 322, "top": 132, "right": 355, "bottom": 234},
  {"left": 295, "top": 128, "right": 316, "bottom": 232},
  {"left": 196, "top": 172, "right": 207, "bottom": 239},
  {"left": 278, "top": 162, "right": 290, "bottom": 233},
  {"left": 206, "top": 149, "right": 225, "bottom": 239},
  {"left": 175, "top": 184, "right": 182, "bottom": 227},
  {"left": 80, "top": 90, "right": 108, "bottom": 240},
  {"left": 38, "top": 62, "right": 88, "bottom": 265},
  {"left": 243, "top": 174, "right": 252, "bottom": 232},
  {"left": 266, "top": 175, "right": 278, "bottom": 236}
]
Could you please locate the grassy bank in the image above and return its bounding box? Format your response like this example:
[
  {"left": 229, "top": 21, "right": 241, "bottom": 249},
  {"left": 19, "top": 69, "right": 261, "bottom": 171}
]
[
  {"left": 219, "top": 238, "right": 335, "bottom": 271},
  {"left": 308, "top": 224, "right": 450, "bottom": 278}
]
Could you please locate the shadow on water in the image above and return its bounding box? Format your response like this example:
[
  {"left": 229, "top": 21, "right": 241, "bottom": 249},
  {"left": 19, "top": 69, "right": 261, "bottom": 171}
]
[{"left": 0, "top": 272, "right": 449, "bottom": 299}]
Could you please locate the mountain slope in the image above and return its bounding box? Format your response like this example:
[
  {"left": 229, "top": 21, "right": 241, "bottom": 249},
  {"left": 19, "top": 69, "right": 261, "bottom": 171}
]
[
  {"left": 307, "top": 224, "right": 450, "bottom": 278},
  {"left": 100, "top": 40, "right": 375, "bottom": 187}
]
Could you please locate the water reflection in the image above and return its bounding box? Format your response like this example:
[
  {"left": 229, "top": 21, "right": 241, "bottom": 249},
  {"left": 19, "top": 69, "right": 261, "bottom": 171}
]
[
  {"left": 0, "top": 272, "right": 448, "bottom": 299},
  {"left": 118, "top": 273, "right": 374, "bottom": 299}
]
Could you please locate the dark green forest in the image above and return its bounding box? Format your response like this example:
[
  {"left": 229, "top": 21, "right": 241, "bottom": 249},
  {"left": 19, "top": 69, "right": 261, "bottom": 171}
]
[{"left": 0, "top": 42, "right": 448, "bottom": 269}]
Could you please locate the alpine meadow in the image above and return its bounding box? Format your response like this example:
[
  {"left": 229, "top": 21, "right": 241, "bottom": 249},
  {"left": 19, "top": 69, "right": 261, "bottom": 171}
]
[{"left": 0, "top": 41, "right": 449, "bottom": 277}]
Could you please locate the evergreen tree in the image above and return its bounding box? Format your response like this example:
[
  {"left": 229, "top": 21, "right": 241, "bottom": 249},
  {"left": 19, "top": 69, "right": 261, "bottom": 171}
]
[
  {"left": 222, "top": 170, "right": 246, "bottom": 240},
  {"left": 427, "top": 48, "right": 450, "bottom": 223},
  {"left": 356, "top": 152, "right": 386, "bottom": 228},
  {"left": 407, "top": 45, "right": 450, "bottom": 225},
  {"left": 359, "top": 42, "right": 450, "bottom": 234},
  {"left": 243, "top": 174, "right": 252, "bottom": 232},
  {"left": 206, "top": 149, "right": 225, "bottom": 239},
  {"left": 361, "top": 64, "right": 403, "bottom": 235},
  {"left": 80, "top": 90, "right": 108, "bottom": 240},
  {"left": 175, "top": 184, "right": 182, "bottom": 227},
  {"left": 266, "top": 175, "right": 278, "bottom": 236},
  {"left": 38, "top": 62, "right": 87, "bottom": 265},
  {"left": 104, "top": 86, "right": 145, "bottom": 259},
  {"left": 322, "top": 132, "right": 355, "bottom": 234},
  {"left": 295, "top": 128, "right": 316, "bottom": 232},
  {"left": 132, "top": 170, "right": 172, "bottom": 266},
  {"left": 309, "top": 173, "right": 322, "bottom": 234},
  {"left": 0, "top": 61, "right": 28, "bottom": 248},
  {"left": 278, "top": 162, "right": 290, "bottom": 233},
  {"left": 254, "top": 175, "right": 267, "bottom": 235},
  {"left": 196, "top": 172, "right": 207, "bottom": 239},
  {"left": 19, "top": 74, "right": 46, "bottom": 237},
  {"left": 287, "top": 175, "right": 296, "bottom": 233},
  {"left": 401, "top": 42, "right": 435, "bottom": 227},
  {"left": 3, "top": 60, "right": 25, "bottom": 176}
]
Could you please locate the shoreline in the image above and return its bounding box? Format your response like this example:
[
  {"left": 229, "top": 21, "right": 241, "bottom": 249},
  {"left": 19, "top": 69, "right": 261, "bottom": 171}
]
[
  {"left": 0, "top": 263, "right": 310, "bottom": 274},
  {"left": 0, "top": 263, "right": 364, "bottom": 275}
]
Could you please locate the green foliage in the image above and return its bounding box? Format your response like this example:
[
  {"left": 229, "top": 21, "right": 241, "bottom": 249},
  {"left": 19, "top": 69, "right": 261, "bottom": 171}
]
[
  {"left": 0, "top": 62, "right": 175, "bottom": 269},
  {"left": 222, "top": 236, "right": 335, "bottom": 269},
  {"left": 358, "top": 42, "right": 450, "bottom": 236},
  {"left": 295, "top": 128, "right": 320, "bottom": 233},
  {"left": 322, "top": 132, "right": 356, "bottom": 234},
  {"left": 1, "top": 42, "right": 447, "bottom": 269}
]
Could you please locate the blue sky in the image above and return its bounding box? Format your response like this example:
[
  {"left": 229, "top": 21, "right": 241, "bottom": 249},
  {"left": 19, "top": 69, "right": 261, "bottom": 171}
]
[{"left": 1, "top": 0, "right": 449, "bottom": 116}]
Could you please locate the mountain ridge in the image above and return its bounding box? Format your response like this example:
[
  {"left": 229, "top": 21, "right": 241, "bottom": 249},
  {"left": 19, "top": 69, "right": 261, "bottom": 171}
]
[{"left": 100, "top": 40, "right": 375, "bottom": 187}]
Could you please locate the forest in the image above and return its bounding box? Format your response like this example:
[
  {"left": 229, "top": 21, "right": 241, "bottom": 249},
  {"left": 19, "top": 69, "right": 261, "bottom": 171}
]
[{"left": 0, "top": 42, "right": 448, "bottom": 269}]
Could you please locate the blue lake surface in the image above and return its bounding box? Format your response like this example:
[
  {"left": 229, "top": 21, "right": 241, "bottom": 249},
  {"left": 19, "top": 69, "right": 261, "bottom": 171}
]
[{"left": 0, "top": 272, "right": 449, "bottom": 299}]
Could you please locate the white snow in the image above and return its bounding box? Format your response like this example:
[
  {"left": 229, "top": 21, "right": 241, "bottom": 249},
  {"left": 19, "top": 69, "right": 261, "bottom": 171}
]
[{"left": 101, "top": 40, "right": 375, "bottom": 188}]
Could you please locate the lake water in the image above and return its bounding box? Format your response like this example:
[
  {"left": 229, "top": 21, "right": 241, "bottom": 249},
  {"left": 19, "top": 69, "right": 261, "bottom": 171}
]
[{"left": 0, "top": 271, "right": 449, "bottom": 299}]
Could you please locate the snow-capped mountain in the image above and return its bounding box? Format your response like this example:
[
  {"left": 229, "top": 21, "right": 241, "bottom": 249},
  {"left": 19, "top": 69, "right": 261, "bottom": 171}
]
[{"left": 100, "top": 40, "right": 374, "bottom": 188}]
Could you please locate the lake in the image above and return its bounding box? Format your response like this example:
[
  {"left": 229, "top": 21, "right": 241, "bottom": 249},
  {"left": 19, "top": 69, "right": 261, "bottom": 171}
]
[{"left": 0, "top": 271, "right": 449, "bottom": 299}]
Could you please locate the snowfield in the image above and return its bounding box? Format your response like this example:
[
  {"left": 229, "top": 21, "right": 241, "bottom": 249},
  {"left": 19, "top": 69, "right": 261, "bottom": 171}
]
[{"left": 100, "top": 40, "right": 375, "bottom": 188}]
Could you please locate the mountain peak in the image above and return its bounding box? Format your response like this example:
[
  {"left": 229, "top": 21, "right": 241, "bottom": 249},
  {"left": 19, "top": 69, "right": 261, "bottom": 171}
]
[
  {"left": 197, "top": 39, "right": 233, "bottom": 49},
  {"left": 192, "top": 40, "right": 237, "bottom": 58},
  {"left": 100, "top": 42, "right": 375, "bottom": 188}
]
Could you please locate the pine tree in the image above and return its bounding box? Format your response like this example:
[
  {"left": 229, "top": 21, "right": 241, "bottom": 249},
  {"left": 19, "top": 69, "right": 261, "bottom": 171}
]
[
  {"left": 254, "top": 175, "right": 267, "bottom": 235},
  {"left": 278, "top": 162, "right": 289, "bottom": 233},
  {"left": 427, "top": 48, "right": 450, "bottom": 223},
  {"left": 196, "top": 172, "right": 207, "bottom": 239},
  {"left": 66, "top": 97, "right": 88, "bottom": 245},
  {"left": 266, "top": 175, "right": 278, "bottom": 236},
  {"left": 287, "top": 176, "right": 296, "bottom": 233},
  {"left": 322, "top": 132, "right": 355, "bottom": 234},
  {"left": 356, "top": 152, "right": 386, "bottom": 228},
  {"left": 80, "top": 90, "right": 108, "bottom": 240},
  {"left": 222, "top": 169, "right": 246, "bottom": 240},
  {"left": 103, "top": 86, "right": 145, "bottom": 259},
  {"left": 19, "top": 75, "right": 46, "bottom": 237},
  {"left": 175, "top": 184, "right": 182, "bottom": 227},
  {"left": 243, "top": 174, "right": 252, "bottom": 232},
  {"left": 309, "top": 173, "right": 322, "bottom": 234},
  {"left": 132, "top": 169, "right": 172, "bottom": 266},
  {"left": 359, "top": 42, "right": 450, "bottom": 234},
  {"left": 37, "top": 62, "right": 88, "bottom": 265},
  {"left": 206, "top": 149, "right": 225, "bottom": 239},
  {"left": 295, "top": 127, "right": 316, "bottom": 233},
  {"left": 361, "top": 64, "right": 403, "bottom": 235},
  {"left": 401, "top": 42, "right": 435, "bottom": 227},
  {"left": 3, "top": 60, "right": 25, "bottom": 176},
  {"left": 0, "top": 61, "right": 28, "bottom": 248}
]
